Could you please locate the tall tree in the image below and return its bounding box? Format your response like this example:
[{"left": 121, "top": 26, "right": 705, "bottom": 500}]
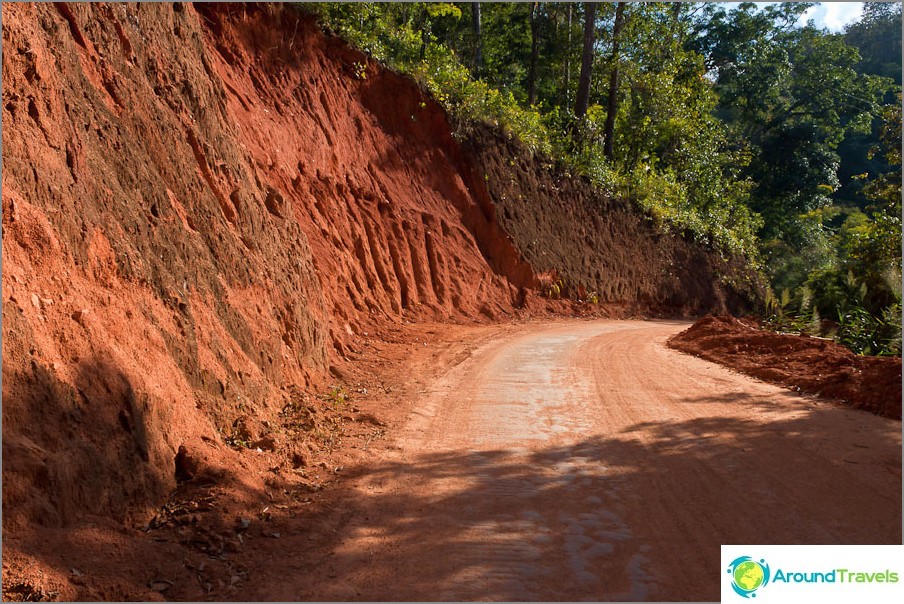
[
  {"left": 471, "top": 2, "right": 482, "bottom": 78},
  {"left": 845, "top": 2, "right": 902, "bottom": 85},
  {"left": 527, "top": 2, "right": 541, "bottom": 105},
  {"left": 563, "top": 3, "right": 574, "bottom": 106},
  {"left": 834, "top": 3, "right": 903, "bottom": 207},
  {"left": 574, "top": 2, "right": 596, "bottom": 117},
  {"left": 602, "top": 2, "right": 626, "bottom": 160}
]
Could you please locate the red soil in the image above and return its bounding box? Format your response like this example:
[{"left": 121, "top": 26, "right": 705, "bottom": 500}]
[
  {"left": 1, "top": 3, "right": 760, "bottom": 600},
  {"left": 668, "top": 316, "right": 903, "bottom": 420},
  {"left": 2, "top": 0, "right": 530, "bottom": 537}
]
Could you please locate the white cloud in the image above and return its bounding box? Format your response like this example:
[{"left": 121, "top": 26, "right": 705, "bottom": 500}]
[{"left": 799, "top": 2, "right": 864, "bottom": 32}]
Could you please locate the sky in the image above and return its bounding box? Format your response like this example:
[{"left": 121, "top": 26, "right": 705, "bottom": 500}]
[
  {"left": 728, "top": 2, "right": 866, "bottom": 32},
  {"left": 797, "top": 2, "right": 864, "bottom": 31}
]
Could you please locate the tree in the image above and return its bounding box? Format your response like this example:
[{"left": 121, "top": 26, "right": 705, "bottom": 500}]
[
  {"left": 691, "top": 4, "right": 891, "bottom": 239},
  {"left": 471, "top": 2, "right": 482, "bottom": 78},
  {"left": 602, "top": 2, "right": 626, "bottom": 160},
  {"left": 845, "top": 2, "right": 902, "bottom": 86},
  {"left": 859, "top": 99, "right": 902, "bottom": 276},
  {"left": 835, "top": 3, "right": 902, "bottom": 208},
  {"left": 563, "top": 3, "right": 574, "bottom": 106},
  {"left": 527, "top": 2, "right": 541, "bottom": 105},
  {"left": 574, "top": 2, "right": 596, "bottom": 117}
]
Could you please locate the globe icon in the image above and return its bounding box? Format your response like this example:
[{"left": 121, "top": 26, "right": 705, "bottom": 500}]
[
  {"left": 727, "top": 556, "right": 771, "bottom": 598},
  {"left": 733, "top": 560, "right": 765, "bottom": 592}
]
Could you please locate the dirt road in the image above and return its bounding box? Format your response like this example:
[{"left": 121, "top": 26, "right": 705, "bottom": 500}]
[{"left": 256, "top": 320, "right": 902, "bottom": 601}]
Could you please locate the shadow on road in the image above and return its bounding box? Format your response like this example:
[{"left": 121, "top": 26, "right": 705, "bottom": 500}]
[
  {"left": 4, "top": 382, "right": 899, "bottom": 601},
  {"left": 280, "top": 397, "right": 901, "bottom": 601}
]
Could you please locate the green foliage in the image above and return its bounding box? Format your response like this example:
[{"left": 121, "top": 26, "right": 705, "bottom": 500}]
[
  {"left": 537, "top": 271, "right": 564, "bottom": 299},
  {"left": 696, "top": 2, "right": 894, "bottom": 259},
  {"left": 844, "top": 3, "right": 902, "bottom": 86},
  {"left": 324, "top": 384, "right": 349, "bottom": 409},
  {"left": 836, "top": 296, "right": 902, "bottom": 357}
]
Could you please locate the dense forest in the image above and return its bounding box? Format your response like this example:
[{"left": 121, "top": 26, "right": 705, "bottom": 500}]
[{"left": 301, "top": 2, "right": 902, "bottom": 355}]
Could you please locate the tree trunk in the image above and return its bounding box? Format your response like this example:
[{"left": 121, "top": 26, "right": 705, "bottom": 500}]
[
  {"left": 602, "top": 2, "right": 626, "bottom": 160},
  {"left": 528, "top": 3, "right": 541, "bottom": 105},
  {"left": 472, "top": 2, "right": 483, "bottom": 78},
  {"left": 564, "top": 3, "right": 573, "bottom": 106},
  {"left": 574, "top": 2, "right": 596, "bottom": 118}
]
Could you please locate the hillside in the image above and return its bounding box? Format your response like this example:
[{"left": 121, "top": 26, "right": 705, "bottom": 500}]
[{"left": 2, "top": 3, "right": 761, "bottom": 599}]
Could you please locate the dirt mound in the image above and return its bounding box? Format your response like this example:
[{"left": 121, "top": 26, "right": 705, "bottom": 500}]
[
  {"left": 463, "top": 127, "right": 766, "bottom": 316},
  {"left": 669, "top": 316, "right": 902, "bottom": 419}
]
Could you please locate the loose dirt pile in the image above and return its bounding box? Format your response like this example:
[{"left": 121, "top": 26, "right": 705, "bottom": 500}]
[{"left": 668, "top": 315, "right": 902, "bottom": 419}]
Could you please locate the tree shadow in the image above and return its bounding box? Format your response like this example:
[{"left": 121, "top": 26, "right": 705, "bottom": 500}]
[
  {"left": 4, "top": 361, "right": 900, "bottom": 601},
  {"left": 3, "top": 357, "right": 164, "bottom": 529},
  {"left": 255, "top": 398, "right": 901, "bottom": 602},
  {"left": 2, "top": 353, "right": 172, "bottom": 599}
]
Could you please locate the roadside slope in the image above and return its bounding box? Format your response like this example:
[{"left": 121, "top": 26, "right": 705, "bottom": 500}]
[
  {"left": 464, "top": 127, "right": 765, "bottom": 315},
  {"left": 1, "top": 2, "right": 531, "bottom": 535},
  {"left": 669, "top": 315, "right": 903, "bottom": 419},
  {"left": 4, "top": 3, "right": 766, "bottom": 598}
]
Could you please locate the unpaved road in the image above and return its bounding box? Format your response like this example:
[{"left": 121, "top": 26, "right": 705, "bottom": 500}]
[{"left": 257, "top": 320, "right": 902, "bottom": 601}]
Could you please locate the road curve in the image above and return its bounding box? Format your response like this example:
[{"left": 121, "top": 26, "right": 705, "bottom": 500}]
[{"left": 271, "top": 320, "right": 902, "bottom": 601}]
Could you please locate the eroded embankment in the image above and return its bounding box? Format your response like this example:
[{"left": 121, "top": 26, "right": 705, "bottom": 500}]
[
  {"left": 463, "top": 127, "right": 765, "bottom": 316},
  {"left": 2, "top": 2, "right": 761, "bottom": 586},
  {"left": 2, "top": 2, "right": 536, "bottom": 535}
]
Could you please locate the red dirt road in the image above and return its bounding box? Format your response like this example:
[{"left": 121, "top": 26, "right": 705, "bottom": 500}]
[{"left": 252, "top": 320, "right": 901, "bottom": 601}]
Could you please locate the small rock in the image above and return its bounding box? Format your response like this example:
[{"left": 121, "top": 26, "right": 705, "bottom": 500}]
[
  {"left": 291, "top": 446, "right": 311, "bottom": 468},
  {"left": 41, "top": 298, "right": 53, "bottom": 306},
  {"left": 251, "top": 435, "right": 276, "bottom": 451},
  {"left": 232, "top": 415, "right": 261, "bottom": 442},
  {"left": 174, "top": 445, "right": 198, "bottom": 482},
  {"left": 71, "top": 308, "right": 91, "bottom": 324},
  {"left": 235, "top": 517, "right": 251, "bottom": 532},
  {"left": 264, "top": 187, "right": 285, "bottom": 218},
  {"left": 31, "top": 293, "right": 40, "bottom": 309},
  {"left": 224, "top": 538, "right": 241, "bottom": 553},
  {"left": 148, "top": 580, "right": 172, "bottom": 592}
]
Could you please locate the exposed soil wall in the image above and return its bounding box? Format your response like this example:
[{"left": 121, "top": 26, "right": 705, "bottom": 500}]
[
  {"left": 2, "top": 1, "right": 763, "bottom": 551},
  {"left": 463, "top": 127, "right": 765, "bottom": 316},
  {"left": 1, "top": 2, "right": 535, "bottom": 534}
]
